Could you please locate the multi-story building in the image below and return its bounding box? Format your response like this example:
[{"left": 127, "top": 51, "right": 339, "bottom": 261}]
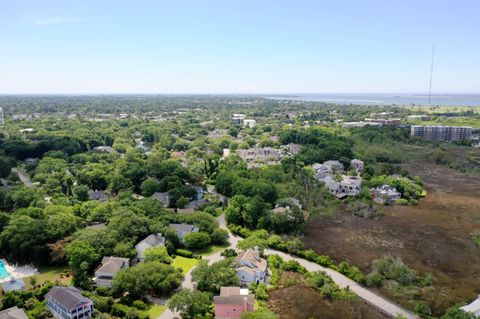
[
  {"left": 407, "top": 115, "right": 431, "bottom": 121},
  {"left": 235, "top": 247, "right": 267, "bottom": 287},
  {"left": 243, "top": 119, "right": 256, "bottom": 128},
  {"left": 410, "top": 125, "right": 472, "bottom": 142},
  {"left": 232, "top": 114, "right": 246, "bottom": 125},
  {"left": 45, "top": 286, "right": 93, "bottom": 319}
]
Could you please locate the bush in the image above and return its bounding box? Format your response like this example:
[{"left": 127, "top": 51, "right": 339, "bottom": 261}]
[
  {"left": 221, "top": 248, "right": 237, "bottom": 258},
  {"left": 175, "top": 249, "right": 194, "bottom": 258},
  {"left": 184, "top": 232, "right": 211, "bottom": 250},
  {"left": 211, "top": 228, "right": 229, "bottom": 245},
  {"left": 132, "top": 300, "right": 147, "bottom": 310}
]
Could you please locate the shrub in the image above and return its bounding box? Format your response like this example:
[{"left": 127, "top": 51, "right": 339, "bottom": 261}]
[
  {"left": 175, "top": 249, "right": 194, "bottom": 258},
  {"left": 132, "top": 300, "right": 147, "bottom": 310},
  {"left": 184, "top": 232, "right": 211, "bottom": 250},
  {"left": 211, "top": 228, "right": 229, "bottom": 245}
]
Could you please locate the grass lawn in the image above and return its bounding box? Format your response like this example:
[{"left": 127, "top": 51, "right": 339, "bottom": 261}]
[
  {"left": 171, "top": 256, "right": 199, "bottom": 275},
  {"left": 198, "top": 244, "right": 228, "bottom": 256},
  {"left": 25, "top": 266, "right": 72, "bottom": 290},
  {"left": 147, "top": 304, "right": 167, "bottom": 319}
]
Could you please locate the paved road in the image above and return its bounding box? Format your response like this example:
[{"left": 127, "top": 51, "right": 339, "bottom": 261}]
[
  {"left": 159, "top": 213, "right": 418, "bottom": 319},
  {"left": 263, "top": 248, "right": 419, "bottom": 319},
  {"left": 11, "top": 168, "right": 34, "bottom": 188},
  {"left": 157, "top": 214, "right": 238, "bottom": 319}
]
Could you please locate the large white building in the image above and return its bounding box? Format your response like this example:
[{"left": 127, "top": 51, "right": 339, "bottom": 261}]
[{"left": 410, "top": 125, "right": 472, "bottom": 142}]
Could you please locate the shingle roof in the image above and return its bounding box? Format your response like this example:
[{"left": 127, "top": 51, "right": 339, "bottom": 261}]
[
  {"left": 96, "top": 256, "right": 129, "bottom": 274},
  {"left": 236, "top": 248, "right": 267, "bottom": 272},
  {"left": 169, "top": 223, "right": 199, "bottom": 233},
  {"left": 214, "top": 287, "right": 255, "bottom": 305},
  {"left": 45, "top": 286, "right": 92, "bottom": 311},
  {"left": 0, "top": 307, "right": 28, "bottom": 319}
]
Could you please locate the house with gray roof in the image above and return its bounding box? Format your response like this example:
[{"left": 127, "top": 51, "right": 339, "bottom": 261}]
[
  {"left": 88, "top": 190, "right": 110, "bottom": 202},
  {"left": 135, "top": 233, "right": 166, "bottom": 263},
  {"left": 94, "top": 256, "right": 129, "bottom": 288},
  {"left": 151, "top": 192, "right": 169, "bottom": 207},
  {"left": 0, "top": 307, "right": 28, "bottom": 319},
  {"left": 45, "top": 286, "right": 93, "bottom": 319},
  {"left": 169, "top": 223, "right": 199, "bottom": 244}
]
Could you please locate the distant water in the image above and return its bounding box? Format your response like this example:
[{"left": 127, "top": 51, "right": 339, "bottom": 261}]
[{"left": 267, "top": 94, "right": 480, "bottom": 106}]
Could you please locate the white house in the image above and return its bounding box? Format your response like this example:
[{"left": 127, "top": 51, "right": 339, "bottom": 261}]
[
  {"left": 169, "top": 224, "right": 199, "bottom": 244},
  {"left": 371, "top": 185, "right": 401, "bottom": 205},
  {"left": 94, "top": 257, "right": 129, "bottom": 288},
  {"left": 323, "top": 160, "right": 345, "bottom": 173},
  {"left": 460, "top": 295, "right": 480, "bottom": 317},
  {"left": 45, "top": 286, "right": 93, "bottom": 319},
  {"left": 243, "top": 119, "right": 256, "bottom": 128},
  {"left": 135, "top": 233, "right": 166, "bottom": 263},
  {"left": 235, "top": 247, "right": 267, "bottom": 287},
  {"left": 350, "top": 159, "right": 364, "bottom": 172}
]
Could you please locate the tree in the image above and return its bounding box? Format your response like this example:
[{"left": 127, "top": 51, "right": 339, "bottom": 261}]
[
  {"left": 441, "top": 306, "right": 477, "bottom": 319},
  {"left": 66, "top": 240, "right": 99, "bottom": 287},
  {"left": 141, "top": 178, "right": 161, "bottom": 197},
  {"left": 168, "top": 290, "right": 212, "bottom": 319},
  {"left": 74, "top": 185, "right": 90, "bottom": 201},
  {"left": 191, "top": 259, "right": 239, "bottom": 293},
  {"left": 144, "top": 246, "right": 172, "bottom": 264},
  {"left": 221, "top": 248, "right": 237, "bottom": 258},
  {"left": 112, "top": 261, "right": 182, "bottom": 298},
  {"left": 210, "top": 228, "right": 229, "bottom": 245},
  {"left": 184, "top": 232, "right": 211, "bottom": 250}
]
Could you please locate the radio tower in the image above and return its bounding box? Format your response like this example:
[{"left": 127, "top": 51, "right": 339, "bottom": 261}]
[
  {"left": 428, "top": 45, "right": 435, "bottom": 105},
  {"left": 0, "top": 107, "right": 4, "bottom": 125}
]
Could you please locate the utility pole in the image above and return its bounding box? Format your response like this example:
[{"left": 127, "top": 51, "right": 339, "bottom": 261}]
[{"left": 428, "top": 45, "right": 435, "bottom": 106}]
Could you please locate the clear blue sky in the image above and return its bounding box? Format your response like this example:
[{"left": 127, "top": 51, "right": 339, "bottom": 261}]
[{"left": 1, "top": 0, "right": 479, "bottom": 94}]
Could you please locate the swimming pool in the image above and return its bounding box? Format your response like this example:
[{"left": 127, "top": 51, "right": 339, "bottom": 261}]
[{"left": 0, "top": 260, "right": 10, "bottom": 279}]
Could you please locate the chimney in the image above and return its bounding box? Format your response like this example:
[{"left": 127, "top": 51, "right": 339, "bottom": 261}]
[{"left": 243, "top": 297, "right": 248, "bottom": 311}]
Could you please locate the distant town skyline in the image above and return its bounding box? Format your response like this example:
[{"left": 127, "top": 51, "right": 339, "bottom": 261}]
[{"left": 1, "top": 0, "right": 479, "bottom": 94}]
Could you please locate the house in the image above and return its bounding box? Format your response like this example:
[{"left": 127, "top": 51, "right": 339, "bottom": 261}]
[
  {"left": 135, "top": 233, "right": 166, "bottom": 263},
  {"left": 93, "top": 146, "right": 116, "bottom": 154},
  {"left": 94, "top": 257, "right": 129, "bottom": 288},
  {"left": 350, "top": 159, "right": 364, "bottom": 172},
  {"left": 2, "top": 278, "right": 25, "bottom": 292},
  {"left": 371, "top": 185, "right": 401, "bottom": 205},
  {"left": 323, "top": 160, "right": 345, "bottom": 174},
  {"left": 235, "top": 247, "right": 267, "bottom": 287},
  {"left": 0, "top": 307, "right": 29, "bottom": 319},
  {"left": 232, "top": 114, "right": 246, "bottom": 125},
  {"left": 169, "top": 224, "right": 199, "bottom": 244},
  {"left": 275, "top": 197, "right": 302, "bottom": 210},
  {"left": 151, "top": 192, "right": 169, "bottom": 207},
  {"left": 214, "top": 287, "right": 256, "bottom": 319},
  {"left": 321, "top": 175, "right": 362, "bottom": 199},
  {"left": 45, "top": 286, "right": 93, "bottom": 319},
  {"left": 88, "top": 190, "right": 110, "bottom": 202},
  {"left": 243, "top": 119, "right": 256, "bottom": 128},
  {"left": 460, "top": 295, "right": 480, "bottom": 317}
]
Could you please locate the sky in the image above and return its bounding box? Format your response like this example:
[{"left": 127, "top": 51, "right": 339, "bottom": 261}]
[{"left": 1, "top": 0, "right": 479, "bottom": 94}]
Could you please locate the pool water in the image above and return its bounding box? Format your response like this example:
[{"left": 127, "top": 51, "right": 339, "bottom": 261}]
[{"left": 0, "top": 260, "right": 10, "bottom": 279}]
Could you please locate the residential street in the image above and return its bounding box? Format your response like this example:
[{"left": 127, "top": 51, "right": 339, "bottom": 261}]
[
  {"left": 159, "top": 213, "right": 419, "bottom": 319},
  {"left": 11, "top": 168, "right": 34, "bottom": 188}
]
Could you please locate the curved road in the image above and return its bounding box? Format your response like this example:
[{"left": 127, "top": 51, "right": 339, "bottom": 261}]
[
  {"left": 159, "top": 213, "right": 418, "bottom": 319},
  {"left": 11, "top": 168, "right": 34, "bottom": 188}
]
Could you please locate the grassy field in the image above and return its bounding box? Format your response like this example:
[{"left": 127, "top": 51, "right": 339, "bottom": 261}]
[
  {"left": 147, "top": 304, "right": 167, "bottom": 319},
  {"left": 171, "top": 256, "right": 199, "bottom": 275},
  {"left": 197, "top": 244, "right": 228, "bottom": 256},
  {"left": 25, "top": 266, "right": 72, "bottom": 289}
]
